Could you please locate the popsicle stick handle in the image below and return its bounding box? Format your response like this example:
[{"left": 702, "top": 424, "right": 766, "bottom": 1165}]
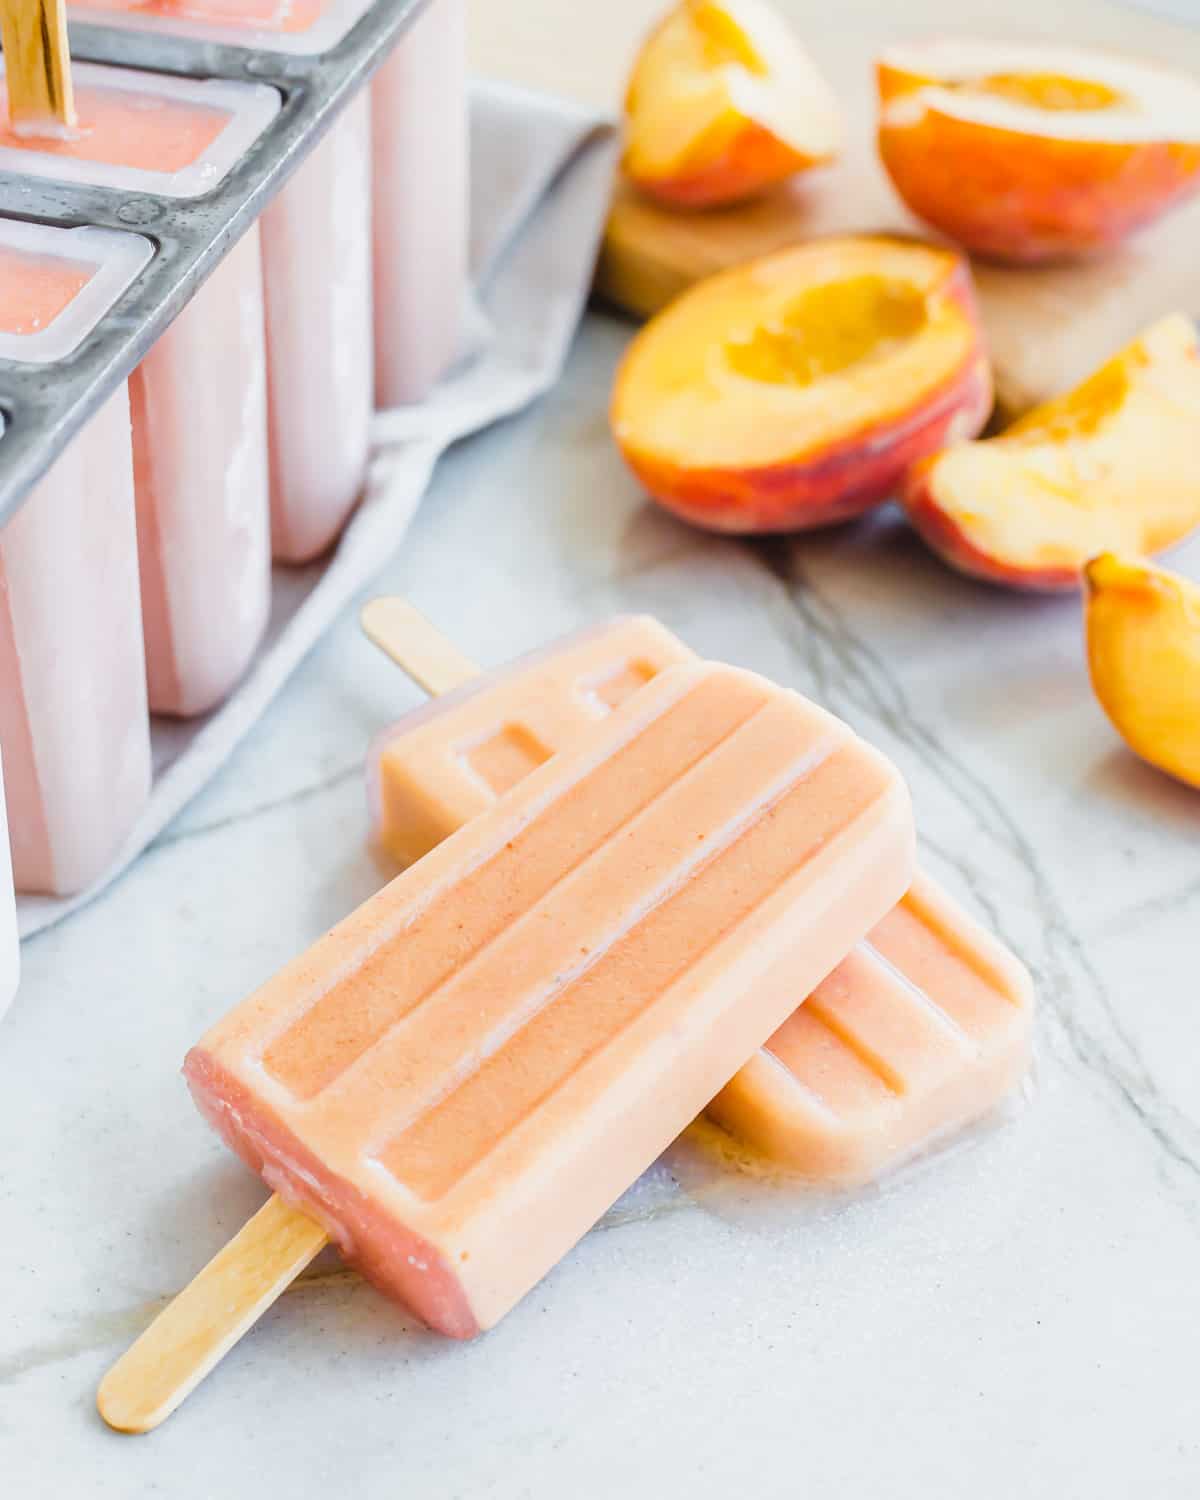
[
  {"left": 97, "top": 1194, "right": 328, "bottom": 1434},
  {"left": 360, "top": 597, "right": 481, "bottom": 695},
  {"left": 0, "top": 0, "right": 76, "bottom": 130}
]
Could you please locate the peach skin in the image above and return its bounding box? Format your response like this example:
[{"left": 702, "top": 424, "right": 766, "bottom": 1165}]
[
  {"left": 1084, "top": 553, "right": 1200, "bottom": 789},
  {"left": 611, "top": 235, "right": 991, "bottom": 534},
  {"left": 877, "top": 39, "right": 1200, "bottom": 264},
  {"left": 903, "top": 314, "right": 1200, "bottom": 591},
  {"left": 622, "top": 0, "right": 840, "bottom": 209}
]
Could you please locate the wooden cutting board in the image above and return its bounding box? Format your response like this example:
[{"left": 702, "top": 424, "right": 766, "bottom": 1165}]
[{"left": 595, "top": 36, "right": 1200, "bottom": 419}]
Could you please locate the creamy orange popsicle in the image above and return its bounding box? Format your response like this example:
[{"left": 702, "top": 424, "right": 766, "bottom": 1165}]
[
  {"left": 366, "top": 614, "right": 1034, "bottom": 1180},
  {"left": 708, "top": 873, "right": 1033, "bottom": 1182},
  {"left": 186, "top": 661, "right": 913, "bottom": 1336},
  {"left": 368, "top": 616, "right": 696, "bottom": 864}
]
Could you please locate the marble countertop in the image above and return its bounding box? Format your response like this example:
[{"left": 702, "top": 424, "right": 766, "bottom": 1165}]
[{"left": 4, "top": 310, "right": 1199, "bottom": 1494}]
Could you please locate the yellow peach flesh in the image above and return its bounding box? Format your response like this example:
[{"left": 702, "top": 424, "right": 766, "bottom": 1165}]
[
  {"left": 1085, "top": 553, "right": 1200, "bottom": 788},
  {"left": 614, "top": 241, "right": 976, "bottom": 473},
  {"left": 964, "top": 72, "right": 1127, "bottom": 113},
  {"left": 908, "top": 314, "right": 1200, "bottom": 585},
  {"left": 622, "top": 0, "right": 839, "bottom": 203},
  {"left": 724, "top": 275, "right": 927, "bottom": 388}
]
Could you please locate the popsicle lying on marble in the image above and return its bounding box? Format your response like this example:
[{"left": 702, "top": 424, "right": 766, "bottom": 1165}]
[
  {"left": 364, "top": 606, "right": 1034, "bottom": 1182},
  {"left": 188, "top": 659, "right": 912, "bottom": 1331},
  {"left": 100, "top": 650, "right": 912, "bottom": 1432}
]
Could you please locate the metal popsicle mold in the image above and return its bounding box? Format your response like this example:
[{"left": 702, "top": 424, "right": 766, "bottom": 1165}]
[{"left": 0, "top": 0, "right": 428, "bottom": 526}]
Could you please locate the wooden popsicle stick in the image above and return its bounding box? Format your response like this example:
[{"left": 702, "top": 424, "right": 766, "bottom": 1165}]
[
  {"left": 0, "top": 0, "right": 76, "bottom": 132},
  {"left": 99, "top": 603, "right": 479, "bottom": 1434},
  {"left": 98, "top": 1195, "right": 328, "bottom": 1434},
  {"left": 360, "top": 596, "right": 481, "bottom": 693}
]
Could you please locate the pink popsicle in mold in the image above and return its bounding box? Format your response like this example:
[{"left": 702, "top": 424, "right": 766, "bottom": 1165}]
[
  {"left": 0, "top": 756, "right": 15, "bottom": 1020},
  {"left": 0, "top": 221, "right": 154, "bottom": 897},
  {"left": 371, "top": 0, "right": 468, "bottom": 406},
  {"left": 0, "top": 61, "right": 280, "bottom": 717}
]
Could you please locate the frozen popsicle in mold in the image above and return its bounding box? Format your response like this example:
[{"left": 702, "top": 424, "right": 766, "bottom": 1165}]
[
  {"left": 0, "top": 389, "right": 151, "bottom": 895},
  {"left": 0, "top": 754, "right": 19, "bottom": 1022},
  {"left": 364, "top": 605, "right": 1034, "bottom": 1183},
  {"left": 260, "top": 91, "right": 373, "bottom": 563},
  {"left": 99, "top": 650, "right": 913, "bottom": 1431},
  {"left": 0, "top": 221, "right": 154, "bottom": 896},
  {"left": 67, "top": 0, "right": 375, "bottom": 562},
  {"left": 131, "top": 227, "right": 272, "bottom": 716},
  {"left": 0, "top": 63, "right": 279, "bottom": 715},
  {"left": 0, "top": 60, "right": 278, "bottom": 195},
  {"left": 372, "top": 0, "right": 468, "bottom": 405}
]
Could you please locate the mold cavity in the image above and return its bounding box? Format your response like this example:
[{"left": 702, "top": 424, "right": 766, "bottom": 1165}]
[
  {"left": 461, "top": 724, "right": 552, "bottom": 797},
  {"left": 0, "top": 249, "right": 93, "bottom": 335},
  {"left": 578, "top": 659, "right": 658, "bottom": 716},
  {"left": 724, "top": 275, "right": 927, "bottom": 388}
]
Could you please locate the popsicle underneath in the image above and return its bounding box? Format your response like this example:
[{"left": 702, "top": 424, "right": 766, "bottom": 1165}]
[
  {"left": 186, "top": 661, "right": 914, "bottom": 1337},
  {"left": 708, "top": 872, "right": 1033, "bottom": 1183},
  {"left": 366, "top": 610, "right": 1034, "bottom": 1183}
]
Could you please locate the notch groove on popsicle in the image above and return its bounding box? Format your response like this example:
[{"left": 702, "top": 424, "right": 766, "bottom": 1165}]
[{"left": 0, "top": 0, "right": 76, "bottom": 132}]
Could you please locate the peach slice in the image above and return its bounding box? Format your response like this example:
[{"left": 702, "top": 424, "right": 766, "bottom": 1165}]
[
  {"left": 610, "top": 235, "right": 991, "bottom": 534},
  {"left": 622, "top": 0, "right": 840, "bottom": 209},
  {"left": 904, "top": 314, "right": 1200, "bottom": 591},
  {"left": 877, "top": 39, "right": 1200, "bottom": 263},
  {"left": 1084, "top": 553, "right": 1200, "bottom": 789}
]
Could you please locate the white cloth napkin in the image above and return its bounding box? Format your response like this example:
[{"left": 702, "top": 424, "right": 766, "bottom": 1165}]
[{"left": 17, "top": 80, "right": 617, "bottom": 938}]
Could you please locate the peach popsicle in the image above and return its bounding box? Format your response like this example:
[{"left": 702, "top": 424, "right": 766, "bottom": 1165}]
[
  {"left": 101, "top": 657, "right": 912, "bottom": 1431},
  {"left": 65, "top": 0, "right": 374, "bottom": 562},
  {"left": 365, "top": 607, "right": 1033, "bottom": 1182},
  {"left": 0, "top": 220, "right": 154, "bottom": 895},
  {"left": 188, "top": 659, "right": 912, "bottom": 1333},
  {"left": 0, "top": 61, "right": 279, "bottom": 718}
]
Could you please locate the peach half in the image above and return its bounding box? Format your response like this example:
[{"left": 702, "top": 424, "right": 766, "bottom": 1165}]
[
  {"left": 877, "top": 39, "right": 1200, "bottom": 263},
  {"left": 622, "top": 0, "right": 840, "bottom": 209},
  {"left": 903, "top": 314, "right": 1200, "bottom": 591},
  {"left": 1085, "top": 553, "right": 1200, "bottom": 789},
  {"left": 610, "top": 236, "right": 991, "bottom": 534}
]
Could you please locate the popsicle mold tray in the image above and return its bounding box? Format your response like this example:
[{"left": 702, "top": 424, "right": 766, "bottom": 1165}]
[{"left": 0, "top": 0, "right": 424, "bottom": 525}]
